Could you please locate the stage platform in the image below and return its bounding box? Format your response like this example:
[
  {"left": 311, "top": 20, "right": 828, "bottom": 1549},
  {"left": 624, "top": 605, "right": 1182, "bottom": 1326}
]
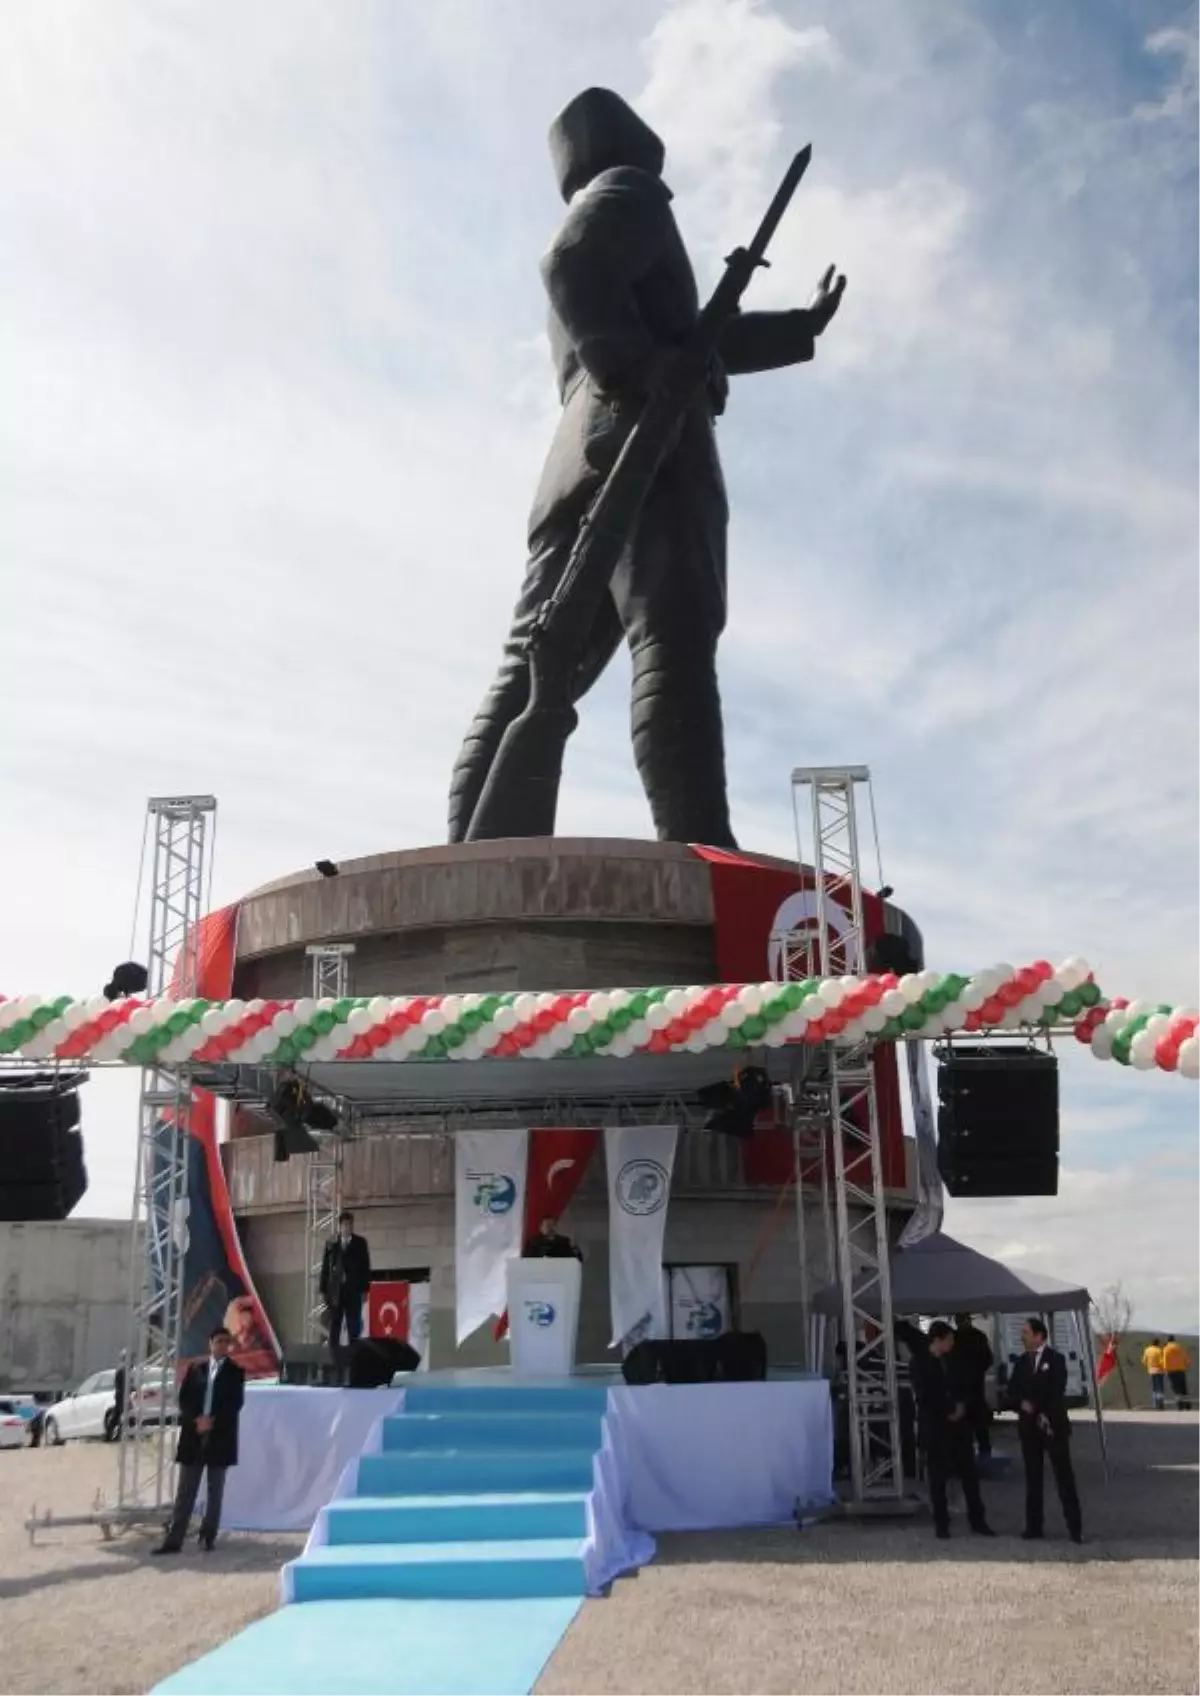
[
  {"left": 165, "top": 1369, "right": 832, "bottom": 1696},
  {"left": 220, "top": 1368, "right": 834, "bottom": 1561}
]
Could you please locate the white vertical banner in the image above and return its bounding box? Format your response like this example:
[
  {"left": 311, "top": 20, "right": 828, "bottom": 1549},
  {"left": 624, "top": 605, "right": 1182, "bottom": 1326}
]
[
  {"left": 606, "top": 1124, "right": 677, "bottom": 1351},
  {"left": 409, "top": 1281, "right": 431, "bottom": 1373},
  {"left": 455, "top": 1129, "right": 529, "bottom": 1345},
  {"left": 898, "top": 1039, "right": 943, "bottom": 1247}
]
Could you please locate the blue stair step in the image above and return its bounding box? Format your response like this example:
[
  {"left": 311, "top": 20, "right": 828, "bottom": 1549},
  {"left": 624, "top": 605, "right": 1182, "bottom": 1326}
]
[
  {"left": 357, "top": 1448, "right": 597, "bottom": 1497},
  {"left": 288, "top": 1538, "right": 587, "bottom": 1602},
  {"left": 403, "top": 1383, "right": 609, "bottom": 1416},
  {"left": 323, "top": 1492, "right": 589, "bottom": 1544},
  {"left": 380, "top": 1411, "right": 603, "bottom": 1451}
]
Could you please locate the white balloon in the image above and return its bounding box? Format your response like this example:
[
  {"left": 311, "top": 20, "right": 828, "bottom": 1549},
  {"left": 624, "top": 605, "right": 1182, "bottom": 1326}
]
[
  {"left": 1104, "top": 1006, "right": 1129, "bottom": 1032},
  {"left": 1001, "top": 1007, "right": 1023, "bottom": 1029},
  {"left": 1177, "top": 1037, "right": 1200, "bottom": 1080},
  {"left": 959, "top": 981, "right": 986, "bottom": 1013},
  {"left": 738, "top": 985, "right": 764, "bottom": 1014},
  {"left": 493, "top": 1004, "right": 517, "bottom": 1033},
  {"left": 198, "top": 1009, "right": 225, "bottom": 1037},
  {"left": 1090, "top": 1026, "right": 1114, "bottom": 1061},
  {"left": 687, "top": 1032, "right": 711, "bottom": 1053},
  {"left": 534, "top": 992, "right": 557, "bottom": 1015},
  {"left": 587, "top": 992, "right": 612, "bottom": 1019},
  {"left": 288, "top": 997, "right": 314, "bottom": 1025},
  {"left": 819, "top": 979, "right": 845, "bottom": 1008},
  {"left": 863, "top": 1004, "right": 888, "bottom": 1034},
  {"left": 608, "top": 988, "right": 632, "bottom": 1012},
  {"left": 224, "top": 999, "right": 246, "bottom": 1021},
  {"left": 838, "top": 1019, "right": 866, "bottom": 1045},
  {"left": 939, "top": 1001, "right": 966, "bottom": 1030},
  {"left": 244, "top": 998, "right": 266, "bottom": 1015},
  {"left": 127, "top": 1006, "right": 155, "bottom": 1036},
  {"left": 1122, "top": 999, "right": 1148, "bottom": 1022},
  {"left": 438, "top": 995, "right": 462, "bottom": 1023},
  {"left": 626, "top": 1019, "right": 650, "bottom": 1047},
  {"left": 1130, "top": 1045, "right": 1157, "bottom": 1071},
  {"left": 719, "top": 1001, "right": 746, "bottom": 1028},
  {"left": 783, "top": 1009, "right": 810, "bottom": 1039},
  {"left": 61, "top": 1001, "right": 89, "bottom": 1032},
  {"left": 801, "top": 993, "right": 826, "bottom": 1021},
  {"left": 86, "top": 995, "right": 111, "bottom": 1019},
  {"left": 898, "top": 975, "right": 924, "bottom": 1006},
  {"left": 646, "top": 1002, "right": 671, "bottom": 1030},
  {"left": 513, "top": 994, "right": 538, "bottom": 1023},
  {"left": 460, "top": 993, "right": 482, "bottom": 1013},
  {"left": 881, "top": 989, "right": 907, "bottom": 1018},
  {"left": 421, "top": 1008, "right": 447, "bottom": 1035},
  {"left": 567, "top": 1006, "right": 592, "bottom": 1033},
  {"left": 664, "top": 989, "right": 689, "bottom": 1016},
  {"left": 610, "top": 1034, "right": 635, "bottom": 1059},
  {"left": 273, "top": 1008, "right": 299, "bottom": 1037},
  {"left": 1144, "top": 1013, "right": 1171, "bottom": 1038},
  {"left": 1129, "top": 1029, "right": 1158, "bottom": 1065}
]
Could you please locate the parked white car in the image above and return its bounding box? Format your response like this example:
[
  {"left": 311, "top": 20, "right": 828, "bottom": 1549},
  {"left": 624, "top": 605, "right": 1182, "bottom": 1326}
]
[
  {"left": 0, "top": 1398, "right": 29, "bottom": 1449},
  {"left": 43, "top": 1370, "right": 118, "bottom": 1444}
]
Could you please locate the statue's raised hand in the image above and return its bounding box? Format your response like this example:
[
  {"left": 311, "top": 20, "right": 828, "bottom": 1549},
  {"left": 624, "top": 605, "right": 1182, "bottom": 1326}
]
[{"left": 808, "top": 263, "right": 846, "bottom": 335}]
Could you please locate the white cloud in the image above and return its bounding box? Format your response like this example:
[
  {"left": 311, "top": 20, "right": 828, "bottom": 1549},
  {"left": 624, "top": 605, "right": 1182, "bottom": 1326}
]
[{"left": 0, "top": 0, "right": 1194, "bottom": 1323}]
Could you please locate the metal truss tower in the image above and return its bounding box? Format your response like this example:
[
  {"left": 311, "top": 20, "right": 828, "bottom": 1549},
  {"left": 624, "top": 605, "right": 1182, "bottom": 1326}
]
[
  {"left": 790, "top": 766, "right": 903, "bottom": 1505},
  {"left": 116, "top": 795, "right": 217, "bottom": 1523},
  {"left": 303, "top": 945, "right": 353, "bottom": 1342}
]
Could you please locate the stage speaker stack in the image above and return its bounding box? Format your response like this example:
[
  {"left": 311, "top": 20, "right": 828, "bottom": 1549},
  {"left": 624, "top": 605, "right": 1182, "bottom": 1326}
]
[
  {"left": 347, "top": 1336, "right": 421, "bottom": 1387},
  {"left": 0, "top": 1075, "right": 88, "bottom": 1220},
  {"left": 936, "top": 1046, "right": 1058, "bottom": 1196},
  {"left": 622, "top": 1332, "right": 768, "bottom": 1385}
]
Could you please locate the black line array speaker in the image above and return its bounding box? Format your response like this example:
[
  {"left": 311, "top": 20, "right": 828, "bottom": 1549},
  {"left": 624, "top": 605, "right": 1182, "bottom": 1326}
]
[
  {"left": 0, "top": 1076, "right": 88, "bottom": 1220},
  {"left": 937, "top": 1046, "right": 1058, "bottom": 1197}
]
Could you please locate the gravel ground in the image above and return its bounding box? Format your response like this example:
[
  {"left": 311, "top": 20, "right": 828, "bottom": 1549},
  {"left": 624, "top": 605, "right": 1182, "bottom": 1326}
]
[
  {"left": 538, "top": 1412, "right": 1199, "bottom": 1696},
  {"left": 0, "top": 1412, "right": 1193, "bottom": 1696},
  {"left": 0, "top": 1441, "right": 303, "bottom": 1695}
]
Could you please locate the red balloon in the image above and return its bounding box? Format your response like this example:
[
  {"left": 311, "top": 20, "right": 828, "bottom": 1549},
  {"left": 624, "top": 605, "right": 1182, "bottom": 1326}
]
[
  {"left": 823, "top": 1009, "right": 847, "bottom": 1034},
  {"left": 1074, "top": 1023, "right": 1094, "bottom": 1045},
  {"left": 879, "top": 973, "right": 898, "bottom": 990},
  {"left": 964, "top": 1011, "right": 981, "bottom": 1031},
  {"left": 804, "top": 1020, "right": 826, "bottom": 1043},
  {"left": 980, "top": 998, "right": 1003, "bottom": 1024},
  {"left": 1155, "top": 1036, "right": 1179, "bottom": 1071},
  {"left": 1032, "top": 961, "right": 1054, "bottom": 982},
  {"left": 648, "top": 1032, "right": 670, "bottom": 1053},
  {"left": 1109, "top": 996, "right": 1129, "bottom": 1010}
]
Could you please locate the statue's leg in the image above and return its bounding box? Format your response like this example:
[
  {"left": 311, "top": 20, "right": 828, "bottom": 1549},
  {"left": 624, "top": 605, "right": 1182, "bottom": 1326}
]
[
  {"left": 611, "top": 460, "right": 737, "bottom": 849},
  {"left": 448, "top": 536, "right": 623, "bottom": 843}
]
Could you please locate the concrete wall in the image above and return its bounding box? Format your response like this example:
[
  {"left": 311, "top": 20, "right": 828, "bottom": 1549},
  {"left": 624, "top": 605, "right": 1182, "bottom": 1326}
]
[
  {"left": 238, "top": 1189, "right": 834, "bottom": 1373},
  {"left": 0, "top": 1219, "right": 134, "bottom": 1393}
]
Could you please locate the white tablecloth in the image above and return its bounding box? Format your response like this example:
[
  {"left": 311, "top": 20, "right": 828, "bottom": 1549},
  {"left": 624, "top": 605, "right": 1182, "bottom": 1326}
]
[
  {"left": 605, "top": 1378, "right": 832, "bottom": 1533},
  {"left": 215, "top": 1386, "right": 403, "bottom": 1532}
]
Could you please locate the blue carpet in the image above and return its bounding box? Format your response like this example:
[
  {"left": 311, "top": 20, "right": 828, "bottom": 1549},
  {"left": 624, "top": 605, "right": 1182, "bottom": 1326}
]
[{"left": 152, "top": 1597, "right": 582, "bottom": 1696}]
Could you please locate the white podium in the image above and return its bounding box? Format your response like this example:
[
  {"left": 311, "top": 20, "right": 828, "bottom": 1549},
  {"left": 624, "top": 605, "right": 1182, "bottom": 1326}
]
[{"left": 505, "top": 1256, "right": 582, "bottom": 1377}]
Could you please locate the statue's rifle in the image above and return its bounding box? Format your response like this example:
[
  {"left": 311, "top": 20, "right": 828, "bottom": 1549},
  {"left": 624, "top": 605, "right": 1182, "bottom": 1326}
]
[{"left": 464, "top": 145, "right": 812, "bottom": 842}]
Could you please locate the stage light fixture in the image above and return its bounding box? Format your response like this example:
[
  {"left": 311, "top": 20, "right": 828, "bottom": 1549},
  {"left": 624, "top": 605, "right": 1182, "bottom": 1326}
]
[
  {"left": 866, "top": 931, "right": 920, "bottom": 978},
  {"left": 103, "top": 961, "right": 149, "bottom": 1001},
  {"left": 699, "top": 1065, "right": 773, "bottom": 1138},
  {"left": 268, "top": 1075, "right": 340, "bottom": 1161},
  {"left": 315, "top": 859, "right": 339, "bottom": 878}
]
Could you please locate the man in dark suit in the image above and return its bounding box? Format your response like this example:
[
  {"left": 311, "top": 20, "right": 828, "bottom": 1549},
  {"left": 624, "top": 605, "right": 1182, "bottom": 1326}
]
[
  {"left": 907, "top": 1320, "right": 994, "bottom": 1539},
  {"left": 153, "top": 1325, "right": 245, "bottom": 1554},
  {"left": 1008, "top": 1316, "right": 1082, "bottom": 1543},
  {"left": 320, "top": 1210, "right": 371, "bottom": 1376},
  {"left": 953, "top": 1313, "right": 995, "bottom": 1459},
  {"left": 523, "top": 1215, "right": 583, "bottom": 1260}
]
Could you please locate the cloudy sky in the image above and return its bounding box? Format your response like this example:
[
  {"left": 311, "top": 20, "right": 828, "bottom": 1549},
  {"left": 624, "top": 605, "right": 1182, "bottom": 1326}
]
[{"left": 3, "top": 0, "right": 1196, "bottom": 1329}]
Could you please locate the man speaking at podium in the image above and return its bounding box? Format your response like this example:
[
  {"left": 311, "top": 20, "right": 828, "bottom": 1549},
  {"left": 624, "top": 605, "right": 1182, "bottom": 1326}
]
[{"left": 523, "top": 1215, "right": 583, "bottom": 1260}]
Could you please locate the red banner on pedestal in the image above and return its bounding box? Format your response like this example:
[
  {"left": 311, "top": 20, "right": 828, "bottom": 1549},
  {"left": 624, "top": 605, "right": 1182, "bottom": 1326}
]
[{"left": 691, "top": 846, "right": 907, "bottom": 1190}]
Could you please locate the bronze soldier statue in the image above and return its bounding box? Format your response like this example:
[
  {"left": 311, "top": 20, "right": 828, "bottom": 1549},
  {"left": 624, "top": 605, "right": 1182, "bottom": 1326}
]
[{"left": 448, "top": 88, "right": 845, "bottom": 848}]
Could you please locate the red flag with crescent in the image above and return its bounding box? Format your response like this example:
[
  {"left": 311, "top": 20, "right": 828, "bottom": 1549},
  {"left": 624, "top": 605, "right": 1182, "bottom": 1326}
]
[
  {"left": 493, "top": 1127, "right": 599, "bottom": 1340},
  {"left": 367, "top": 1282, "right": 411, "bottom": 1340}
]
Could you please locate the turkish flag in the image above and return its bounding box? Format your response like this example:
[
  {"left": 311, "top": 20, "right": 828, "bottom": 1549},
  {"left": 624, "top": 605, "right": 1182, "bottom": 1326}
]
[
  {"left": 1097, "top": 1337, "right": 1119, "bottom": 1382},
  {"left": 367, "top": 1281, "right": 410, "bottom": 1340},
  {"left": 494, "top": 1128, "right": 599, "bottom": 1340}
]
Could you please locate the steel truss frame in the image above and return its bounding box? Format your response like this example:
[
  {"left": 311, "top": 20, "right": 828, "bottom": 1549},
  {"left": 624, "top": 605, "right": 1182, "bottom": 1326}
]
[
  {"left": 790, "top": 766, "right": 903, "bottom": 1505},
  {"left": 112, "top": 795, "right": 217, "bottom": 1527},
  {"left": 303, "top": 947, "right": 353, "bottom": 1342}
]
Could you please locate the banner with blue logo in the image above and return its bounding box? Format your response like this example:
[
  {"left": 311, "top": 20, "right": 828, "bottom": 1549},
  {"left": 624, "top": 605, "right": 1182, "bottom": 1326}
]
[
  {"left": 605, "top": 1124, "right": 677, "bottom": 1352},
  {"left": 454, "top": 1129, "right": 529, "bottom": 1344}
]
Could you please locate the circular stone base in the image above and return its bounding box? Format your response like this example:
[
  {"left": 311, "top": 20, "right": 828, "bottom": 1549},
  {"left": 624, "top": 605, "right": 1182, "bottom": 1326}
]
[{"left": 232, "top": 837, "right": 800, "bottom": 1003}]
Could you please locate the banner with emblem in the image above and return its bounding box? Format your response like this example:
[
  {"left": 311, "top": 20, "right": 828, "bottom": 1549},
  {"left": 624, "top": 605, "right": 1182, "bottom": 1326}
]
[
  {"left": 455, "top": 1129, "right": 529, "bottom": 1345},
  {"left": 605, "top": 1124, "right": 677, "bottom": 1351}
]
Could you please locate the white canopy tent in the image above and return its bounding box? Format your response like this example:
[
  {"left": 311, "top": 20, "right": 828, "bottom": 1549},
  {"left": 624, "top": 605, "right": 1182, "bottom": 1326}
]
[{"left": 812, "top": 1231, "right": 1108, "bottom": 1472}]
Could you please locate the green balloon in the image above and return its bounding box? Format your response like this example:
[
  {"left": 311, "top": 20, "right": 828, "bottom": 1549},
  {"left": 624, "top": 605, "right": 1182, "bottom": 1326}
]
[
  {"left": 742, "top": 1014, "right": 767, "bottom": 1041},
  {"left": 444, "top": 1024, "right": 465, "bottom": 1049},
  {"left": 571, "top": 1035, "right": 591, "bottom": 1057},
  {"left": 727, "top": 1027, "right": 748, "bottom": 1049},
  {"left": 628, "top": 994, "right": 648, "bottom": 1018},
  {"left": 901, "top": 1006, "right": 926, "bottom": 1031},
  {"left": 1077, "top": 982, "right": 1101, "bottom": 1007},
  {"left": 30, "top": 1006, "right": 54, "bottom": 1029},
  {"left": 1058, "top": 990, "right": 1081, "bottom": 1018},
  {"left": 294, "top": 1027, "right": 316, "bottom": 1050}
]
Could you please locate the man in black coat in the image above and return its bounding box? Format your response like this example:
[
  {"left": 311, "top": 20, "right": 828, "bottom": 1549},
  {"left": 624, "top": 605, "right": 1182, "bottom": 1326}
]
[
  {"left": 1008, "top": 1316, "right": 1082, "bottom": 1543},
  {"left": 153, "top": 1326, "right": 245, "bottom": 1554},
  {"left": 320, "top": 1210, "right": 372, "bottom": 1376},
  {"left": 907, "top": 1320, "right": 994, "bottom": 1539},
  {"left": 953, "top": 1313, "right": 994, "bottom": 1459},
  {"left": 449, "top": 87, "right": 845, "bottom": 849},
  {"left": 523, "top": 1215, "right": 583, "bottom": 1260}
]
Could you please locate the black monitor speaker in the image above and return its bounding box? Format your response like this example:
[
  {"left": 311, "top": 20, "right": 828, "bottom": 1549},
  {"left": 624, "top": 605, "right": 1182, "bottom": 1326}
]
[
  {"left": 0, "top": 1075, "right": 88, "bottom": 1220},
  {"left": 936, "top": 1046, "right": 1058, "bottom": 1197}
]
